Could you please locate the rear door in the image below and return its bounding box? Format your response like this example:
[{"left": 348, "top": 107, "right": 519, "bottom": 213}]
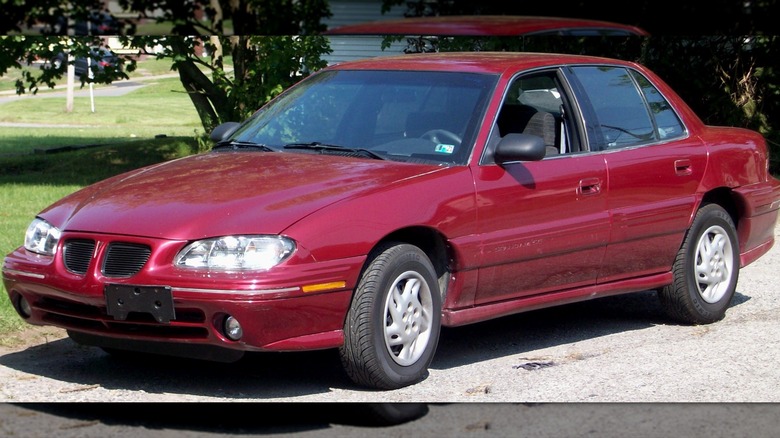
[{"left": 563, "top": 66, "right": 706, "bottom": 282}]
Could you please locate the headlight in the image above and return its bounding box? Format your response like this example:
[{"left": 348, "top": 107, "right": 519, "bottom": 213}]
[
  {"left": 24, "top": 218, "right": 61, "bottom": 256},
  {"left": 175, "top": 235, "right": 295, "bottom": 271}
]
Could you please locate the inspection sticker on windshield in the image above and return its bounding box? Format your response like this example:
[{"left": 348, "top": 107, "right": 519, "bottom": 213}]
[{"left": 435, "top": 144, "right": 455, "bottom": 154}]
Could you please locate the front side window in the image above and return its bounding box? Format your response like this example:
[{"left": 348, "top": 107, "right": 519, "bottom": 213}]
[{"left": 490, "top": 70, "right": 578, "bottom": 160}]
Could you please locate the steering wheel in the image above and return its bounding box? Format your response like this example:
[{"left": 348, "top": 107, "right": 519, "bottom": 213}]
[{"left": 420, "top": 129, "right": 462, "bottom": 146}]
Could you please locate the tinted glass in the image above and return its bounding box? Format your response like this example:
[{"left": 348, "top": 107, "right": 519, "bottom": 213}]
[
  {"left": 571, "top": 66, "right": 656, "bottom": 150},
  {"left": 631, "top": 70, "right": 686, "bottom": 140},
  {"left": 231, "top": 70, "right": 496, "bottom": 165}
]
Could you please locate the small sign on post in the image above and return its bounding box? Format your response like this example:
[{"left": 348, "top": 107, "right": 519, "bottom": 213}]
[
  {"left": 65, "top": 50, "right": 74, "bottom": 113},
  {"left": 88, "top": 56, "right": 95, "bottom": 112}
]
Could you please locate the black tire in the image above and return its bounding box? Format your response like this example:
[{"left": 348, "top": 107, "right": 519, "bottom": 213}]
[
  {"left": 658, "top": 204, "right": 739, "bottom": 324},
  {"left": 339, "top": 243, "right": 442, "bottom": 390}
]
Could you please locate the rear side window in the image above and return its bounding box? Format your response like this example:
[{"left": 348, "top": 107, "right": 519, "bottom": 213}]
[{"left": 569, "top": 66, "right": 684, "bottom": 150}]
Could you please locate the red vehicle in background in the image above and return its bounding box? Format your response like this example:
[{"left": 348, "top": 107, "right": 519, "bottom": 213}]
[{"left": 325, "top": 15, "right": 649, "bottom": 36}]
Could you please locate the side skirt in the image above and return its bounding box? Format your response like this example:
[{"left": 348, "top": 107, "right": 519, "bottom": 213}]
[{"left": 441, "top": 272, "right": 673, "bottom": 327}]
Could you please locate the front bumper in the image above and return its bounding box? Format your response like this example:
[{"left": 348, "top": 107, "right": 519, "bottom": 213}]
[{"left": 3, "top": 234, "right": 363, "bottom": 356}]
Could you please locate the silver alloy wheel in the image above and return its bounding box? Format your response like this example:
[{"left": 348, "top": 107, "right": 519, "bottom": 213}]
[
  {"left": 340, "top": 242, "right": 442, "bottom": 389},
  {"left": 694, "top": 224, "right": 735, "bottom": 304},
  {"left": 383, "top": 270, "right": 433, "bottom": 366}
]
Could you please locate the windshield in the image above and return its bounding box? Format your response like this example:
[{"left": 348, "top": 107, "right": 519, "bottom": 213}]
[{"left": 228, "top": 69, "right": 497, "bottom": 165}]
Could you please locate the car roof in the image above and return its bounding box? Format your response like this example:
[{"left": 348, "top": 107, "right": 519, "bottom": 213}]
[
  {"left": 325, "top": 15, "right": 649, "bottom": 37},
  {"left": 325, "top": 51, "right": 639, "bottom": 75}
]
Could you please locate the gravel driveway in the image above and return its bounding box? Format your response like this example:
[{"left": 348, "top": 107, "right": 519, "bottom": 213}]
[{"left": 1, "top": 226, "right": 778, "bottom": 405}]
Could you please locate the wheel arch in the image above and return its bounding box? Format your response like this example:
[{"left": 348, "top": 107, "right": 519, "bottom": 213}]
[
  {"left": 370, "top": 226, "right": 452, "bottom": 300},
  {"left": 699, "top": 187, "right": 740, "bottom": 229},
  {"left": 696, "top": 187, "right": 768, "bottom": 261}
]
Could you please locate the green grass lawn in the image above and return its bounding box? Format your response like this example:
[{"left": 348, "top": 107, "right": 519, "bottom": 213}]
[
  {"left": 0, "top": 77, "right": 202, "bottom": 155},
  {"left": 0, "top": 58, "right": 207, "bottom": 342},
  {"left": 0, "top": 137, "right": 201, "bottom": 343}
]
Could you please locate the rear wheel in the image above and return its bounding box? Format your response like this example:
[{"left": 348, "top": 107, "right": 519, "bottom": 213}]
[
  {"left": 658, "top": 204, "right": 739, "bottom": 324},
  {"left": 339, "top": 243, "right": 441, "bottom": 389}
]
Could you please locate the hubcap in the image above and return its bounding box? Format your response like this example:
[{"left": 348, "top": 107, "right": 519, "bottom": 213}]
[
  {"left": 694, "top": 225, "right": 734, "bottom": 303},
  {"left": 383, "top": 270, "right": 433, "bottom": 366}
]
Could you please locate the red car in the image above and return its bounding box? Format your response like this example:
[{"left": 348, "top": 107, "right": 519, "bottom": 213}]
[
  {"left": 4, "top": 52, "right": 779, "bottom": 390},
  {"left": 325, "top": 15, "right": 649, "bottom": 36}
]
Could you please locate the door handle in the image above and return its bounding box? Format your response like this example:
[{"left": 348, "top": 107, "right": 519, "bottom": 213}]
[
  {"left": 675, "top": 159, "right": 693, "bottom": 176},
  {"left": 577, "top": 177, "right": 602, "bottom": 196}
]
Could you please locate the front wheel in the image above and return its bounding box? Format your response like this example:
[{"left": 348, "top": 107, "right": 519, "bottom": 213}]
[
  {"left": 658, "top": 204, "right": 739, "bottom": 324},
  {"left": 339, "top": 243, "right": 441, "bottom": 389}
]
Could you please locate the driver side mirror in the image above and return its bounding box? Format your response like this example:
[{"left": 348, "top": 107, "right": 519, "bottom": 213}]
[
  {"left": 209, "top": 122, "right": 241, "bottom": 142},
  {"left": 494, "top": 133, "right": 546, "bottom": 164}
]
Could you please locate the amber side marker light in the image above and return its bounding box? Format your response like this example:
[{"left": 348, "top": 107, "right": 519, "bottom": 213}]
[{"left": 301, "top": 281, "right": 347, "bottom": 293}]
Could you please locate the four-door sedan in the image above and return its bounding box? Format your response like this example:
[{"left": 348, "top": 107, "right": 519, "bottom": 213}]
[{"left": 4, "top": 52, "right": 780, "bottom": 390}]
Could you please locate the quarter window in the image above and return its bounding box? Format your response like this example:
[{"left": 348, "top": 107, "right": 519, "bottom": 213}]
[{"left": 630, "top": 70, "right": 686, "bottom": 140}]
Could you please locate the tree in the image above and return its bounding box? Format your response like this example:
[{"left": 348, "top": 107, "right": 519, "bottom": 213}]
[
  {"left": 124, "top": 34, "right": 330, "bottom": 133},
  {"left": 1, "top": 0, "right": 333, "bottom": 133},
  {"left": 1, "top": 0, "right": 107, "bottom": 35},
  {"left": 116, "top": 1, "right": 333, "bottom": 131},
  {"left": 379, "top": 0, "right": 780, "bottom": 174}
]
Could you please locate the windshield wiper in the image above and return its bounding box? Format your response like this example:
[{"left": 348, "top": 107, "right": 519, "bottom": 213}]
[
  {"left": 213, "top": 140, "right": 276, "bottom": 152},
  {"left": 283, "top": 142, "right": 385, "bottom": 160}
]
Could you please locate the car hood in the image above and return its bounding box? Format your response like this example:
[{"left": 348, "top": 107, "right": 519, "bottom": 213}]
[{"left": 42, "top": 152, "right": 445, "bottom": 240}]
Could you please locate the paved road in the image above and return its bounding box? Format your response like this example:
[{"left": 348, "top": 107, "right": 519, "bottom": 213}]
[
  {"left": 0, "top": 81, "right": 146, "bottom": 104},
  {"left": 0, "top": 73, "right": 180, "bottom": 104}
]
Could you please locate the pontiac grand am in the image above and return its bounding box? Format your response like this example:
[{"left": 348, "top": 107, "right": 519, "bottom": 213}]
[{"left": 4, "top": 52, "right": 779, "bottom": 390}]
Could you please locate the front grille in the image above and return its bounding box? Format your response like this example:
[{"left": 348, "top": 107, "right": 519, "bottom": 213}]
[
  {"left": 62, "top": 239, "right": 96, "bottom": 275},
  {"left": 102, "top": 242, "right": 151, "bottom": 277}
]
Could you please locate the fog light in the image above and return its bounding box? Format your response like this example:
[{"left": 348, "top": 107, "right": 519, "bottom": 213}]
[
  {"left": 223, "top": 316, "right": 243, "bottom": 341},
  {"left": 17, "top": 295, "right": 32, "bottom": 318}
]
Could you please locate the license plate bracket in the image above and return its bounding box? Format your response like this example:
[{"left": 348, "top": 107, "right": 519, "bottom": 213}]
[{"left": 105, "top": 285, "right": 175, "bottom": 323}]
